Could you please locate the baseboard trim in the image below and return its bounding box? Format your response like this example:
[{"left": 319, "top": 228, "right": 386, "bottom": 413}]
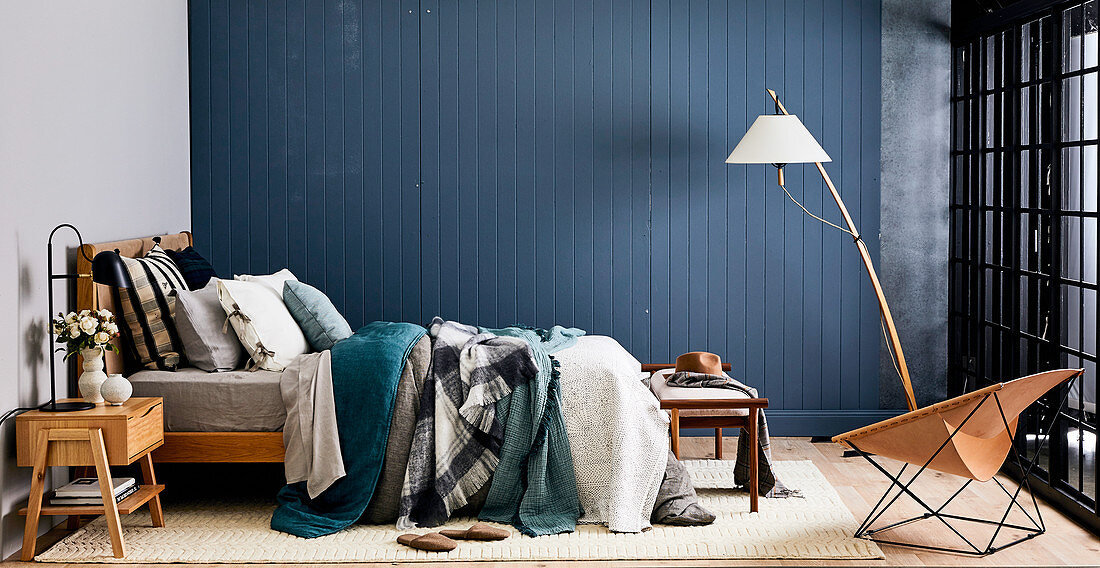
[{"left": 679, "top": 409, "right": 905, "bottom": 438}]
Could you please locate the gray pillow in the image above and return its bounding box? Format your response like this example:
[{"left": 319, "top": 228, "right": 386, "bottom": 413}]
[
  {"left": 283, "top": 280, "right": 353, "bottom": 351},
  {"left": 171, "top": 279, "right": 245, "bottom": 371}
]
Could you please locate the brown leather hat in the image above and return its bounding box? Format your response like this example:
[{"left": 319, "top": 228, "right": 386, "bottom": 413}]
[{"left": 674, "top": 351, "right": 724, "bottom": 375}]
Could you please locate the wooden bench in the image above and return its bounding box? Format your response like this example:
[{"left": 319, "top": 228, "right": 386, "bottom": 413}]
[{"left": 643, "top": 364, "right": 769, "bottom": 512}]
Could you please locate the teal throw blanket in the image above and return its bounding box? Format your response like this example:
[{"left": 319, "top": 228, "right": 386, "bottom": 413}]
[
  {"left": 271, "top": 321, "right": 427, "bottom": 538},
  {"left": 478, "top": 325, "right": 585, "bottom": 536}
]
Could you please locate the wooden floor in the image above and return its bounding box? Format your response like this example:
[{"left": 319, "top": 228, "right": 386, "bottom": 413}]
[{"left": 6, "top": 437, "right": 1098, "bottom": 567}]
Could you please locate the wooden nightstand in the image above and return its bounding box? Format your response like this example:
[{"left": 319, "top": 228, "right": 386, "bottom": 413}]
[{"left": 15, "top": 397, "right": 166, "bottom": 560}]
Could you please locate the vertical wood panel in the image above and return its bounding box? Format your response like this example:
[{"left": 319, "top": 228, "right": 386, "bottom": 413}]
[
  {"left": 513, "top": 0, "right": 536, "bottom": 325},
  {"left": 188, "top": 0, "right": 884, "bottom": 415},
  {"left": 840, "top": 0, "right": 863, "bottom": 410},
  {"left": 743, "top": 0, "right": 767, "bottom": 391},
  {"left": 572, "top": 0, "right": 594, "bottom": 333},
  {"left": 190, "top": 0, "right": 212, "bottom": 262},
  {"left": 629, "top": 0, "right": 651, "bottom": 355},
  {"left": 782, "top": 0, "right": 805, "bottom": 412},
  {"left": 859, "top": 0, "right": 882, "bottom": 411},
  {"left": 820, "top": 0, "right": 844, "bottom": 410},
  {"left": 532, "top": 0, "right": 555, "bottom": 327},
  {"left": 228, "top": 0, "right": 250, "bottom": 274},
  {"left": 285, "top": 0, "right": 307, "bottom": 282},
  {"left": 802, "top": 0, "right": 824, "bottom": 410},
  {"left": 379, "top": 0, "right": 403, "bottom": 321},
  {"left": 763, "top": 0, "right": 785, "bottom": 405},
  {"left": 248, "top": 0, "right": 269, "bottom": 275},
  {"left": 495, "top": 0, "right": 518, "bottom": 327},
  {"left": 342, "top": 0, "right": 365, "bottom": 327},
  {"left": 419, "top": 0, "right": 441, "bottom": 324},
  {"left": 398, "top": 0, "right": 421, "bottom": 324},
  {"left": 303, "top": 0, "right": 326, "bottom": 289},
  {"left": 360, "top": 0, "right": 382, "bottom": 322},
  {"left": 267, "top": 0, "right": 289, "bottom": 274},
  {"left": 648, "top": 0, "right": 670, "bottom": 361},
  {"left": 725, "top": 0, "right": 748, "bottom": 378},
  {"left": 666, "top": 1, "right": 690, "bottom": 359}
]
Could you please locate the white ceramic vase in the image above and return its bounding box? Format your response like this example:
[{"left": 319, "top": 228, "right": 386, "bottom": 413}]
[
  {"left": 77, "top": 347, "right": 107, "bottom": 404},
  {"left": 100, "top": 374, "right": 133, "bottom": 406}
]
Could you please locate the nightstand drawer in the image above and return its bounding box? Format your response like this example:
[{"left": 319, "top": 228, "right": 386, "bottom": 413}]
[{"left": 16, "top": 398, "right": 164, "bottom": 467}]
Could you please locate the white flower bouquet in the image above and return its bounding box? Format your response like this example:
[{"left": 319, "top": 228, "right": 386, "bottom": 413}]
[{"left": 51, "top": 309, "right": 121, "bottom": 359}]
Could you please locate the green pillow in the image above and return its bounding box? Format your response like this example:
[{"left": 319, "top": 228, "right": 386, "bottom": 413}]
[{"left": 283, "top": 280, "right": 353, "bottom": 351}]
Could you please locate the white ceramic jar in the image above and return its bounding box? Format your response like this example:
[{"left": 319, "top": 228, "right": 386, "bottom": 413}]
[{"left": 100, "top": 374, "right": 133, "bottom": 406}]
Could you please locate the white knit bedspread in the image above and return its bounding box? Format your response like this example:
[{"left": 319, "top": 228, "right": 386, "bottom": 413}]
[{"left": 555, "top": 335, "right": 669, "bottom": 533}]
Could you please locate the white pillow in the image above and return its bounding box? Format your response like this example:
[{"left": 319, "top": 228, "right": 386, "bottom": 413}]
[
  {"left": 234, "top": 268, "right": 299, "bottom": 295},
  {"left": 216, "top": 279, "right": 310, "bottom": 371}
]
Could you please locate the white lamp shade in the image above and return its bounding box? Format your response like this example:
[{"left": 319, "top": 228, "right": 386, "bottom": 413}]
[{"left": 725, "top": 114, "right": 831, "bottom": 165}]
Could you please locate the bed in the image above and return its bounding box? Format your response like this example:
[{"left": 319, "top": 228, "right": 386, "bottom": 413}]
[{"left": 76, "top": 232, "right": 720, "bottom": 467}]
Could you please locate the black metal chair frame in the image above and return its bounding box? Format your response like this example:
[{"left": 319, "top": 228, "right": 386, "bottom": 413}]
[{"left": 848, "top": 377, "right": 1077, "bottom": 556}]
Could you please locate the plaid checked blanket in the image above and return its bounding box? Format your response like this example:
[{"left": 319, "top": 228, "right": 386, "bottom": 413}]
[
  {"left": 665, "top": 372, "right": 799, "bottom": 498},
  {"left": 396, "top": 318, "right": 538, "bottom": 529}
]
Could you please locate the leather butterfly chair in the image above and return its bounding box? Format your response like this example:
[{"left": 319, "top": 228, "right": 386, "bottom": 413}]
[{"left": 832, "top": 368, "right": 1084, "bottom": 556}]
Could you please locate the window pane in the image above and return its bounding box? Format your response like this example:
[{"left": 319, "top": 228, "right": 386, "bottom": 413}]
[
  {"left": 1065, "top": 5, "right": 1084, "bottom": 73},
  {"left": 1021, "top": 149, "right": 1032, "bottom": 205},
  {"left": 1062, "top": 216, "right": 1083, "bottom": 281},
  {"left": 1063, "top": 75, "right": 1082, "bottom": 143},
  {"left": 1038, "top": 83, "right": 1050, "bottom": 143},
  {"left": 1020, "top": 213, "right": 1032, "bottom": 269},
  {"left": 1084, "top": 0, "right": 1098, "bottom": 68},
  {"left": 1085, "top": 217, "right": 1098, "bottom": 284},
  {"left": 1085, "top": 145, "right": 1098, "bottom": 211},
  {"left": 986, "top": 94, "right": 996, "bottom": 147},
  {"left": 1062, "top": 284, "right": 1083, "bottom": 350},
  {"left": 1064, "top": 147, "right": 1083, "bottom": 210},
  {"left": 986, "top": 153, "right": 995, "bottom": 203},
  {"left": 1084, "top": 72, "right": 1097, "bottom": 140},
  {"left": 1021, "top": 22, "right": 1033, "bottom": 82},
  {"left": 1020, "top": 86, "right": 1032, "bottom": 144},
  {"left": 987, "top": 35, "right": 997, "bottom": 89}
]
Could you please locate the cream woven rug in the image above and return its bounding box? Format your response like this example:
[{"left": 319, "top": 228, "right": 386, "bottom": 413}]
[{"left": 36, "top": 460, "right": 882, "bottom": 562}]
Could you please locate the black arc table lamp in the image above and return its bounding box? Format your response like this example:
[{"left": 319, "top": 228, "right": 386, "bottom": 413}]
[{"left": 42, "top": 224, "right": 130, "bottom": 412}]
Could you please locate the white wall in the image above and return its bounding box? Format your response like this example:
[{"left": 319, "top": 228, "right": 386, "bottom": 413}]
[{"left": 0, "top": 1, "right": 191, "bottom": 557}]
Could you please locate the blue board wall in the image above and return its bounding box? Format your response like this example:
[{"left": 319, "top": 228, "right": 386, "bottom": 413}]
[{"left": 188, "top": 0, "right": 891, "bottom": 433}]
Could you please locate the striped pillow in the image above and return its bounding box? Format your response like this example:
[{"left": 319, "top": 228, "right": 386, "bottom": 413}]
[{"left": 117, "top": 244, "right": 188, "bottom": 370}]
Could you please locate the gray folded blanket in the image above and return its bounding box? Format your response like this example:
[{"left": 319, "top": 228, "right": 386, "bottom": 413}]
[
  {"left": 651, "top": 450, "right": 716, "bottom": 525},
  {"left": 665, "top": 371, "right": 799, "bottom": 498}
]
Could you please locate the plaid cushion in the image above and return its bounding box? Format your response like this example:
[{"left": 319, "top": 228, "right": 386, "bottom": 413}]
[
  {"left": 166, "top": 246, "right": 217, "bottom": 290},
  {"left": 117, "top": 244, "right": 187, "bottom": 370}
]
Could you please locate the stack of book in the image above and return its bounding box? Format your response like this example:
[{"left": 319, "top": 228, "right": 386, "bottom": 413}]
[{"left": 50, "top": 477, "right": 138, "bottom": 506}]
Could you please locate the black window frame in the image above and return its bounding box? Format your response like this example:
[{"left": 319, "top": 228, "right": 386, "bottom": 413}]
[{"left": 950, "top": 0, "right": 1098, "bottom": 533}]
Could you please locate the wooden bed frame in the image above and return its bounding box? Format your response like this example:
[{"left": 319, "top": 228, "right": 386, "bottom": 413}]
[{"left": 76, "top": 233, "right": 728, "bottom": 464}]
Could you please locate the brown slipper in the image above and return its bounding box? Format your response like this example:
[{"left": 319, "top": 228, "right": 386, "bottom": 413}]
[
  {"left": 439, "top": 522, "right": 510, "bottom": 541},
  {"left": 396, "top": 532, "right": 457, "bottom": 552}
]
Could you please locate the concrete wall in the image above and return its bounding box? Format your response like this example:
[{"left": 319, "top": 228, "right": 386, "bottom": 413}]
[
  {"left": 880, "top": 0, "right": 952, "bottom": 409},
  {"left": 0, "top": 1, "right": 191, "bottom": 558}
]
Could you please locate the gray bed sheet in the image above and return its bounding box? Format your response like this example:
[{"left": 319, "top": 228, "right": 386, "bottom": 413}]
[{"left": 129, "top": 367, "right": 286, "bottom": 432}]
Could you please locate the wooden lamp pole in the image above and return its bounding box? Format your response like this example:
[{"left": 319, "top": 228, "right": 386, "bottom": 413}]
[{"left": 765, "top": 89, "right": 918, "bottom": 412}]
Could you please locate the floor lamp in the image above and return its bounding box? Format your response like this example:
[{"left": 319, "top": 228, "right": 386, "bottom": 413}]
[{"left": 725, "top": 89, "right": 918, "bottom": 412}]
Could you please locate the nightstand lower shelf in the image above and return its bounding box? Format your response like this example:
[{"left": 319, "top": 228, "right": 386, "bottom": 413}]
[{"left": 19, "top": 485, "right": 165, "bottom": 517}]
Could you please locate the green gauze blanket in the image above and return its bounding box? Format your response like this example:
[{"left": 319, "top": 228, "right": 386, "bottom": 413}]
[
  {"left": 478, "top": 325, "right": 585, "bottom": 536},
  {"left": 271, "top": 321, "right": 427, "bottom": 538}
]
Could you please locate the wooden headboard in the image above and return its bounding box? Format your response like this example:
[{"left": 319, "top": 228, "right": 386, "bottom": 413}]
[{"left": 76, "top": 231, "right": 193, "bottom": 374}]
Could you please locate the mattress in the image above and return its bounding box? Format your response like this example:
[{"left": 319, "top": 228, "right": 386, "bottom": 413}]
[{"left": 128, "top": 367, "right": 286, "bottom": 432}]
